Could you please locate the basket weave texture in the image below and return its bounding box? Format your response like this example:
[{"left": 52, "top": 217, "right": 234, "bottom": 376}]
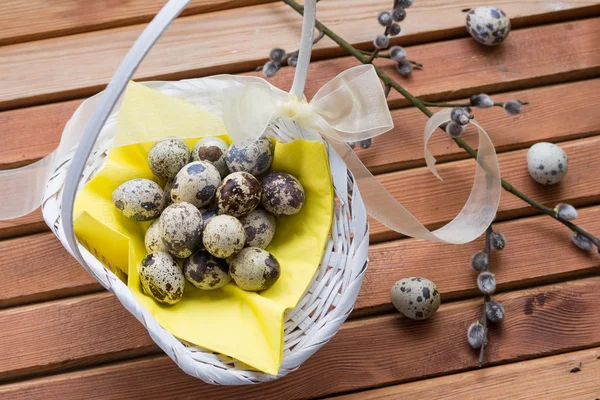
[{"left": 41, "top": 79, "right": 370, "bottom": 385}]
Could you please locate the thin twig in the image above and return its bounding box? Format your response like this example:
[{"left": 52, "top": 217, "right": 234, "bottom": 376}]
[
  {"left": 422, "top": 100, "right": 530, "bottom": 108},
  {"left": 285, "top": 29, "right": 326, "bottom": 59},
  {"left": 358, "top": 50, "right": 423, "bottom": 69},
  {"left": 281, "top": 0, "right": 600, "bottom": 247},
  {"left": 478, "top": 225, "right": 493, "bottom": 368}
]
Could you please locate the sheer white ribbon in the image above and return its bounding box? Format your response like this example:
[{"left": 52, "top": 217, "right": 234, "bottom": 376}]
[{"left": 222, "top": 64, "right": 501, "bottom": 244}]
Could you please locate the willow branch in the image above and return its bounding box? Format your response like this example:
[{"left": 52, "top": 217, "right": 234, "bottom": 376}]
[{"left": 281, "top": 0, "right": 600, "bottom": 246}]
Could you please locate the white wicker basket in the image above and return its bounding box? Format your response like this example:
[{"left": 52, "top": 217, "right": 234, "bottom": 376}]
[{"left": 39, "top": 0, "right": 370, "bottom": 385}]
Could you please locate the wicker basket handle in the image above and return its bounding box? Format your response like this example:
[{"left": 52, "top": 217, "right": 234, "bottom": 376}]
[{"left": 60, "top": 0, "right": 317, "bottom": 263}]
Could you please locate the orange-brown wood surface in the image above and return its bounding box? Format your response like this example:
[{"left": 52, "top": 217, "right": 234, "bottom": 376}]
[
  {"left": 1, "top": 0, "right": 600, "bottom": 398},
  {"left": 1, "top": 279, "right": 599, "bottom": 398},
  {"left": 333, "top": 347, "right": 600, "bottom": 400},
  {"left": 0, "top": 5, "right": 598, "bottom": 110}
]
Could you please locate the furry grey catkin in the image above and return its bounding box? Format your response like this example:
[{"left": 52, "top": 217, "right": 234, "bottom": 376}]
[
  {"left": 470, "top": 94, "right": 494, "bottom": 109},
  {"left": 470, "top": 251, "right": 489, "bottom": 272},
  {"left": 477, "top": 271, "right": 497, "bottom": 295},
  {"left": 503, "top": 100, "right": 523, "bottom": 115},
  {"left": 571, "top": 233, "right": 593, "bottom": 251},
  {"left": 391, "top": 7, "right": 407, "bottom": 22},
  {"left": 262, "top": 61, "right": 280, "bottom": 78},
  {"left": 451, "top": 107, "right": 471, "bottom": 125},
  {"left": 489, "top": 231, "right": 506, "bottom": 250},
  {"left": 374, "top": 34, "right": 390, "bottom": 49},
  {"left": 556, "top": 203, "right": 578, "bottom": 221},
  {"left": 396, "top": 60, "right": 413, "bottom": 76},
  {"left": 378, "top": 11, "right": 392, "bottom": 26},
  {"left": 446, "top": 122, "right": 466, "bottom": 138},
  {"left": 467, "top": 322, "right": 485, "bottom": 348},
  {"left": 269, "top": 48, "right": 286, "bottom": 62},
  {"left": 389, "top": 46, "right": 407, "bottom": 61},
  {"left": 486, "top": 300, "right": 505, "bottom": 323},
  {"left": 388, "top": 23, "right": 401, "bottom": 36},
  {"left": 287, "top": 54, "right": 298, "bottom": 67}
]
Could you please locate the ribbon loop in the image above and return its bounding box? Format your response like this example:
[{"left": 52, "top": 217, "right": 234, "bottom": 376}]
[{"left": 221, "top": 64, "right": 501, "bottom": 245}]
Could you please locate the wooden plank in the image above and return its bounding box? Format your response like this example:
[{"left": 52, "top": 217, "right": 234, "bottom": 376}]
[
  {"left": 0, "top": 209, "right": 46, "bottom": 240},
  {"left": 360, "top": 79, "right": 600, "bottom": 174},
  {"left": 357, "top": 205, "right": 600, "bottom": 315},
  {"left": 0, "top": 0, "right": 277, "bottom": 46},
  {"left": 2, "top": 134, "right": 599, "bottom": 244},
  {"left": 332, "top": 347, "right": 600, "bottom": 400},
  {"left": 4, "top": 200, "right": 600, "bottom": 316},
  {"left": 0, "top": 3, "right": 598, "bottom": 110},
  {"left": 370, "top": 136, "right": 600, "bottom": 242},
  {"left": 4, "top": 77, "right": 599, "bottom": 175},
  {"left": 0, "top": 232, "right": 101, "bottom": 309},
  {"left": 1, "top": 278, "right": 599, "bottom": 398}
]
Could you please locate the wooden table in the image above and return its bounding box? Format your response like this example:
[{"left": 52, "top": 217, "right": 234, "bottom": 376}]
[{"left": 1, "top": 1, "right": 600, "bottom": 398}]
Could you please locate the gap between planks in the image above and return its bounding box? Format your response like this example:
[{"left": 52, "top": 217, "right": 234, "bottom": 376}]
[
  {"left": 0, "top": 3, "right": 598, "bottom": 110},
  {"left": 1, "top": 278, "right": 600, "bottom": 398}
]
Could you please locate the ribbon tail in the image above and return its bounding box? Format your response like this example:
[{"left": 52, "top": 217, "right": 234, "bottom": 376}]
[{"left": 327, "top": 112, "right": 501, "bottom": 244}]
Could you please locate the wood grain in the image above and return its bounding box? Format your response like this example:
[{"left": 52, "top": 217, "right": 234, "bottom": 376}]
[
  {"left": 0, "top": 209, "right": 46, "bottom": 240},
  {"left": 4, "top": 201, "right": 600, "bottom": 315},
  {"left": 0, "top": 0, "right": 277, "bottom": 46},
  {"left": 357, "top": 205, "right": 600, "bottom": 315},
  {"left": 333, "top": 347, "right": 600, "bottom": 400},
  {"left": 370, "top": 136, "right": 600, "bottom": 242},
  {"left": 0, "top": 232, "right": 101, "bottom": 309},
  {"left": 359, "top": 79, "right": 600, "bottom": 174},
  {"left": 2, "top": 135, "right": 599, "bottom": 243},
  {"left": 0, "top": 3, "right": 598, "bottom": 110},
  {"left": 2, "top": 278, "right": 600, "bottom": 397}
]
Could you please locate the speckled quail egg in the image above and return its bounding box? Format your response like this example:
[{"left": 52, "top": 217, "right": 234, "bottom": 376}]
[
  {"left": 390, "top": 277, "right": 441, "bottom": 320},
  {"left": 148, "top": 137, "right": 190, "bottom": 181},
  {"left": 191, "top": 138, "right": 229, "bottom": 178},
  {"left": 140, "top": 252, "right": 185, "bottom": 305},
  {"left": 466, "top": 6, "right": 510, "bottom": 46},
  {"left": 226, "top": 137, "right": 274, "bottom": 177},
  {"left": 202, "top": 215, "right": 246, "bottom": 258},
  {"left": 467, "top": 6, "right": 510, "bottom": 46},
  {"left": 170, "top": 161, "right": 222, "bottom": 208},
  {"left": 112, "top": 178, "right": 166, "bottom": 221},
  {"left": 199, "top": 207, "right": 218, "bottom": 230},
  {"left": 159, "top": 202, "right": 203, "bottom": 258},
  {"left": 183, "top": 249, "right": 231, "bottom": 290},
  {"left": 239, "top": 209, "right": 276, "bottom": 249},
  {"left": 527, "top": 142, "right": 568, "bottom": 185},
  {"left": 260, "top": 172, "right": 305, "bottom": 216},
  {"left": 230, "top": 247, "right": 281, "bottom": 292},
  {"left": 216, "top": 172, "right": 261, "bottom": 217},
  {"left": 145, "top": 219, "right": 169, "bottom": 253}
]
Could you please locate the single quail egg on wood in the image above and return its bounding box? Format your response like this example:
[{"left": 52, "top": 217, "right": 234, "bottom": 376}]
[
  {"left": 145, "top": 219, "right": 168, "bottom": 253},
  {"left": 466, "top": 6, "right": 510, "bottom": 46},
  {"left": 216, "top": 172, "right": 261, "bottom": 217},
  {"left": 202, "top": 215, "right": 246, "bottom": 258},
  {"left": 260, "top": 172, "right": 305, "bottom": 216},
  {"left": 191, "top": 137, "right": 229, "bottom": 178},
  {"left": 140, "top": 252, "right": 185, "bottom": 305},
  {"left": 148, "top": 137, "right": 190, "bottom": 181},
  {"left": 159, "top": 202, "right": 203, "bottom": 258},
  {"left": 183, "top": 249, "right": 231, "bottom": 290},
  {"left": 527, "top": 142, "right": 568, "bottom": 185},
  {"left": 171, "top": 161, "right": 221, "bottom": 208},
  {"left": 112, "top": 178, "right": 166, "bottom": 221},
  {"left": 390, "top": 277, "right": 440, "bottom": 320},
  {"left": 239, "top": 209, "right": 276, "bottom": 249},
  {"left": 230, "top": 247, "right": 281, "bottom": 292},
  {"left": 226, "top": 137, "right": 274, "bottom": 177}
]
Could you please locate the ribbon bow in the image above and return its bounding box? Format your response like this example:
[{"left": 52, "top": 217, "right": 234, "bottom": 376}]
[
  {"left": 223, "top": 65, "right": 393, "bottom": 145},
  {"left": 222, "top": 64, "right": 501, "bottom": 245}
]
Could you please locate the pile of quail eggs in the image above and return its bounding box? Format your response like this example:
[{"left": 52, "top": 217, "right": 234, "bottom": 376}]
[{"left": 112, "top": 136, "right": 305, "bottom": 305}]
